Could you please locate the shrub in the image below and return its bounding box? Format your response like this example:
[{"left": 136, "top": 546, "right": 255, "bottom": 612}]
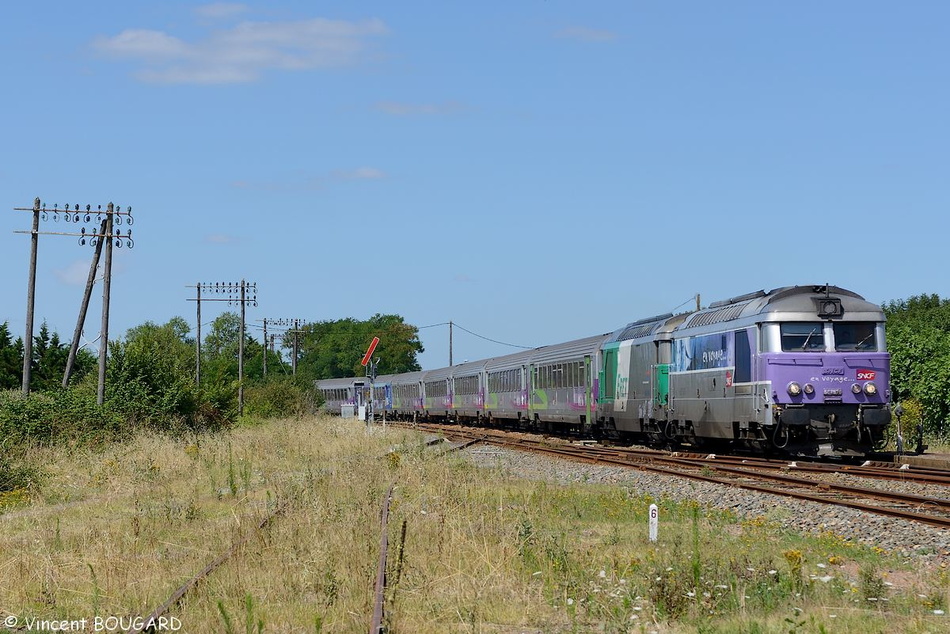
[{"left": 242, "top": 377, "right": 316, "bottom": 420}]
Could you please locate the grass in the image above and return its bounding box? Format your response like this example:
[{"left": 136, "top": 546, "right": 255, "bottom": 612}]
[{"left": 0, "top": 415, "right": 947, "bottom": 633}]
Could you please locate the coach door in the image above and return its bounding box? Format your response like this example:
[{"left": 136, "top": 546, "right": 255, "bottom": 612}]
[
  {"left": 599, "top": 345, "right": 618, "bottom": 406},
  {"left": 652, "top": 339, "right": 671, "bottom": 413}
]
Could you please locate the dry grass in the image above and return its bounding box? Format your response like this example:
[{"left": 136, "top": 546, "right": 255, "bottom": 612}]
[{"left": 1, "top": 415, "right": 948, "bottom": 633}]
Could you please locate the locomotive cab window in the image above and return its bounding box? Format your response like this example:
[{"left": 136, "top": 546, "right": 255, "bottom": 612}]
[
  {"left": 832, "top": 322, "right": 878, "bottom": 351},
  {"left": 780, "top": 323, "right": 826, "bottom": 352}
]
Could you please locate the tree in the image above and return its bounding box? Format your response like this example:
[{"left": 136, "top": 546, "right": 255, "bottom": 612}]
[
  {"left": 26, "top": 322, "right": 96, "bottom": 391},
  {"left": 884, "top": 295, "right": 950, "bottom": 438},
  {"left": 0, "top": 323, "right": 22, "bottom": 390},
  {"left": 106, "top": 318, "right": 199, "bottom": 426},
  {"left": 201, "top": 311, "right": 265, "bottom": 383},
  {"left": 296, "top": 314, "right": 423, "bottom": 379}
]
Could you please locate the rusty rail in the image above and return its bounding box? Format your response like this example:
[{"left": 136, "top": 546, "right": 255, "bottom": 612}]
[
  {"left": 370, "top": 484, "right": 395, "bottom": 634},
  {"left": 129, "top": 506, "right": 281, "bottom": 634}
]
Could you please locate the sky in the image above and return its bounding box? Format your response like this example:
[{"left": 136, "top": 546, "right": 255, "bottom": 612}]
[{"left": 1, "top": 1, "right": 947, "bottom": 372}]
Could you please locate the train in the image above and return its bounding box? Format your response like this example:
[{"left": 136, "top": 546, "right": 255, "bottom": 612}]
[{"left": 316, "top": 285, "right": 892, "bottom": 457}]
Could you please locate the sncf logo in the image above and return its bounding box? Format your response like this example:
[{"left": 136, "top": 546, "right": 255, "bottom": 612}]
[{"left": 856, "top": 370, "right": 876, "bottom": 381}]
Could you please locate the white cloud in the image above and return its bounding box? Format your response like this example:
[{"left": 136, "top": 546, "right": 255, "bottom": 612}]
[
  {"left": 374, "top": 101, "right": 466, "bottom": 116},
  {"left": 331, "top": 167, "right": 387, "bottom": 180},
  {"left": 231, "top": 167, "right": 386, "bottom": 190},
  {"left": 554, "top": 26, "right": 618, "bottom": 43},
  {"left": 93, "top": 17, "right": 388, "bottom": 84},
  {"left": 195, "top": 3, "right": 249, "bottom": 20},
  {"left": 55, "top": 259, "right": 100, "bottom": 286}
]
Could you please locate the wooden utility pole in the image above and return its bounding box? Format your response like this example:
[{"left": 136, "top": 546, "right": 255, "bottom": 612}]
[
  {"left": 63, "top": 217, "right": 108, "bottom": 388},
  {"left": 187, "top": 281, "right": 258, "bottom": 416},
  {"left": 21, "top": 198, "right": 40, "bottom": 395},
  {"left": 96, "top": 207, "right": 114, "bottom": 405},
  {"left": 14, "top": 198, "right": 135, "bottom": 399}
]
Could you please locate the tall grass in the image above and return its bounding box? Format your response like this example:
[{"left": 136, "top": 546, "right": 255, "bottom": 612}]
[{"left": 0, "top": 416, "right": 947, "bottom": 633}]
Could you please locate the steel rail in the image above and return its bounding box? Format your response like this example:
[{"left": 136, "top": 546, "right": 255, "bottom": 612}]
[
  {"left": 371, "top": 484, "right": 396, "bottom": 634},
  {"left": 128, "top": 507, "right": 282, "bottom": 634}
]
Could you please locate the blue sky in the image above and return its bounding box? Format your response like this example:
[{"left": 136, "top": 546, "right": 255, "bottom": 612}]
[{"left": 2, "top": 1, "right": 947, "bottom": 371}]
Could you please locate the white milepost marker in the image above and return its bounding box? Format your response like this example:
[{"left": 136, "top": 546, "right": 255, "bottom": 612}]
[{"left": 649, "top": 504, "right": 658, "bottom": 542}]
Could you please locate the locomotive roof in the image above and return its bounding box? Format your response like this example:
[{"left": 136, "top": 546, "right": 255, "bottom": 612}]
[{"left": 675, "top": 285, "right": 884, "bottom": 332}]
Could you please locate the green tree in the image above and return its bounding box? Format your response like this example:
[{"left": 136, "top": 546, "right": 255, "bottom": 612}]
[
  {"left": 27, "top": 322, "right": 96, "bottom": 391},
  {"left": 296, "top": 313, "right": 423, "bottom": 379},
  {"left": 106, "top": 318, "right": 199, "bottom": 428},
  {"left": 884, "top": 294, "right": 950, "bottom": 438},
  {"left": 201, "top": 312, "right": 266, "bottom": 382},
  {"left": 0, "top": 323, "right": 22, "bottom": 390}
]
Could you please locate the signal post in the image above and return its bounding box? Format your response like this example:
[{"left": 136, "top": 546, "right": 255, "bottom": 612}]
[{"left": 361, "top": 336, "right": 379, "bottom": 425}]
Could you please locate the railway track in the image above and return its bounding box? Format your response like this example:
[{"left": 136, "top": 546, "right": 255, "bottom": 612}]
[{"left": 394, "top": 421, "right": 950, "bottom": 530}]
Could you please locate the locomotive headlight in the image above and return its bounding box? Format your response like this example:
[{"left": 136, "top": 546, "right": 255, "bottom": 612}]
[
  {"left": 787, "top": 382, "right": 802, "bottom": 396},
  {"left": 864, "top": 382, "right": 878, "bottom": 396},
  {"left": 851, "top": 383, "right": 863, "bottom": 394},
  {"left": 803, "top": 383, "right": 814, "bottom": 395}
]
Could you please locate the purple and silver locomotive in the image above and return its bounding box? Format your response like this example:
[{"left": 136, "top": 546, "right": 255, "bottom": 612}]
[{"left": 605, "top": 285, "right": 891, "bottom": 456}]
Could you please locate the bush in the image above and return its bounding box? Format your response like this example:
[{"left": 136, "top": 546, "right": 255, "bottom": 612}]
[
  {"left": 0, "top": 452, "right": 42, "bottom": 493},
  {"left": 242, "top": 377, "right": 317, "bottom": 420},
  {"left": 0, "top": 388, "right": 126, "bottom": 446}
]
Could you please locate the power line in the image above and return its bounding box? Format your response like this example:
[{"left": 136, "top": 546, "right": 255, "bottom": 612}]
[{"left": 450, "top": 322, "right": 534, "bottom": 350}]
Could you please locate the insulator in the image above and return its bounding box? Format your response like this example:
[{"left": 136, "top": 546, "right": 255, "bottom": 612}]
[
  {"left": 79, "top": 237, "right": 86, "bottom": 246},
  {"left": 85, "top": 204, "right": 91, "bottom": 211},
  {"left": 127, "top": 216, "right": 134, "bottom": 226},
  {"left": 97, "top": 204, "right": 102, "bottom": 211},
  {"left": 41, "top": 211, "right": 48, "bottom": 221},
  {"left": 115, "top": 215, "right": 123, "bottom": 225},
  {"left": 84, "top": 214, "right": 90, "bottom": 222},
  {"left": 126, "top": 239, "right": 134, "bottom": 248},
  {"left": 116, "top": 239, "right": 123, "bottom": 249},
  {"left": 73, "top": 213, "right": 80, "bottom": 222}
]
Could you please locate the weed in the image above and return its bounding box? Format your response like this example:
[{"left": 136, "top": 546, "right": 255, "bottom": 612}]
[
  {"left": 218, "top": 600, "right": 235, "bottom": 634},
  {"left": 859, "top": 566, "right": 888, "bottom": 602}
]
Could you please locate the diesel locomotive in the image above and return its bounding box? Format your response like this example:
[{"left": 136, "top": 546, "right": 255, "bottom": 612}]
[{"left": 317, "top": 285, "right": 892, "bottom": 456}]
